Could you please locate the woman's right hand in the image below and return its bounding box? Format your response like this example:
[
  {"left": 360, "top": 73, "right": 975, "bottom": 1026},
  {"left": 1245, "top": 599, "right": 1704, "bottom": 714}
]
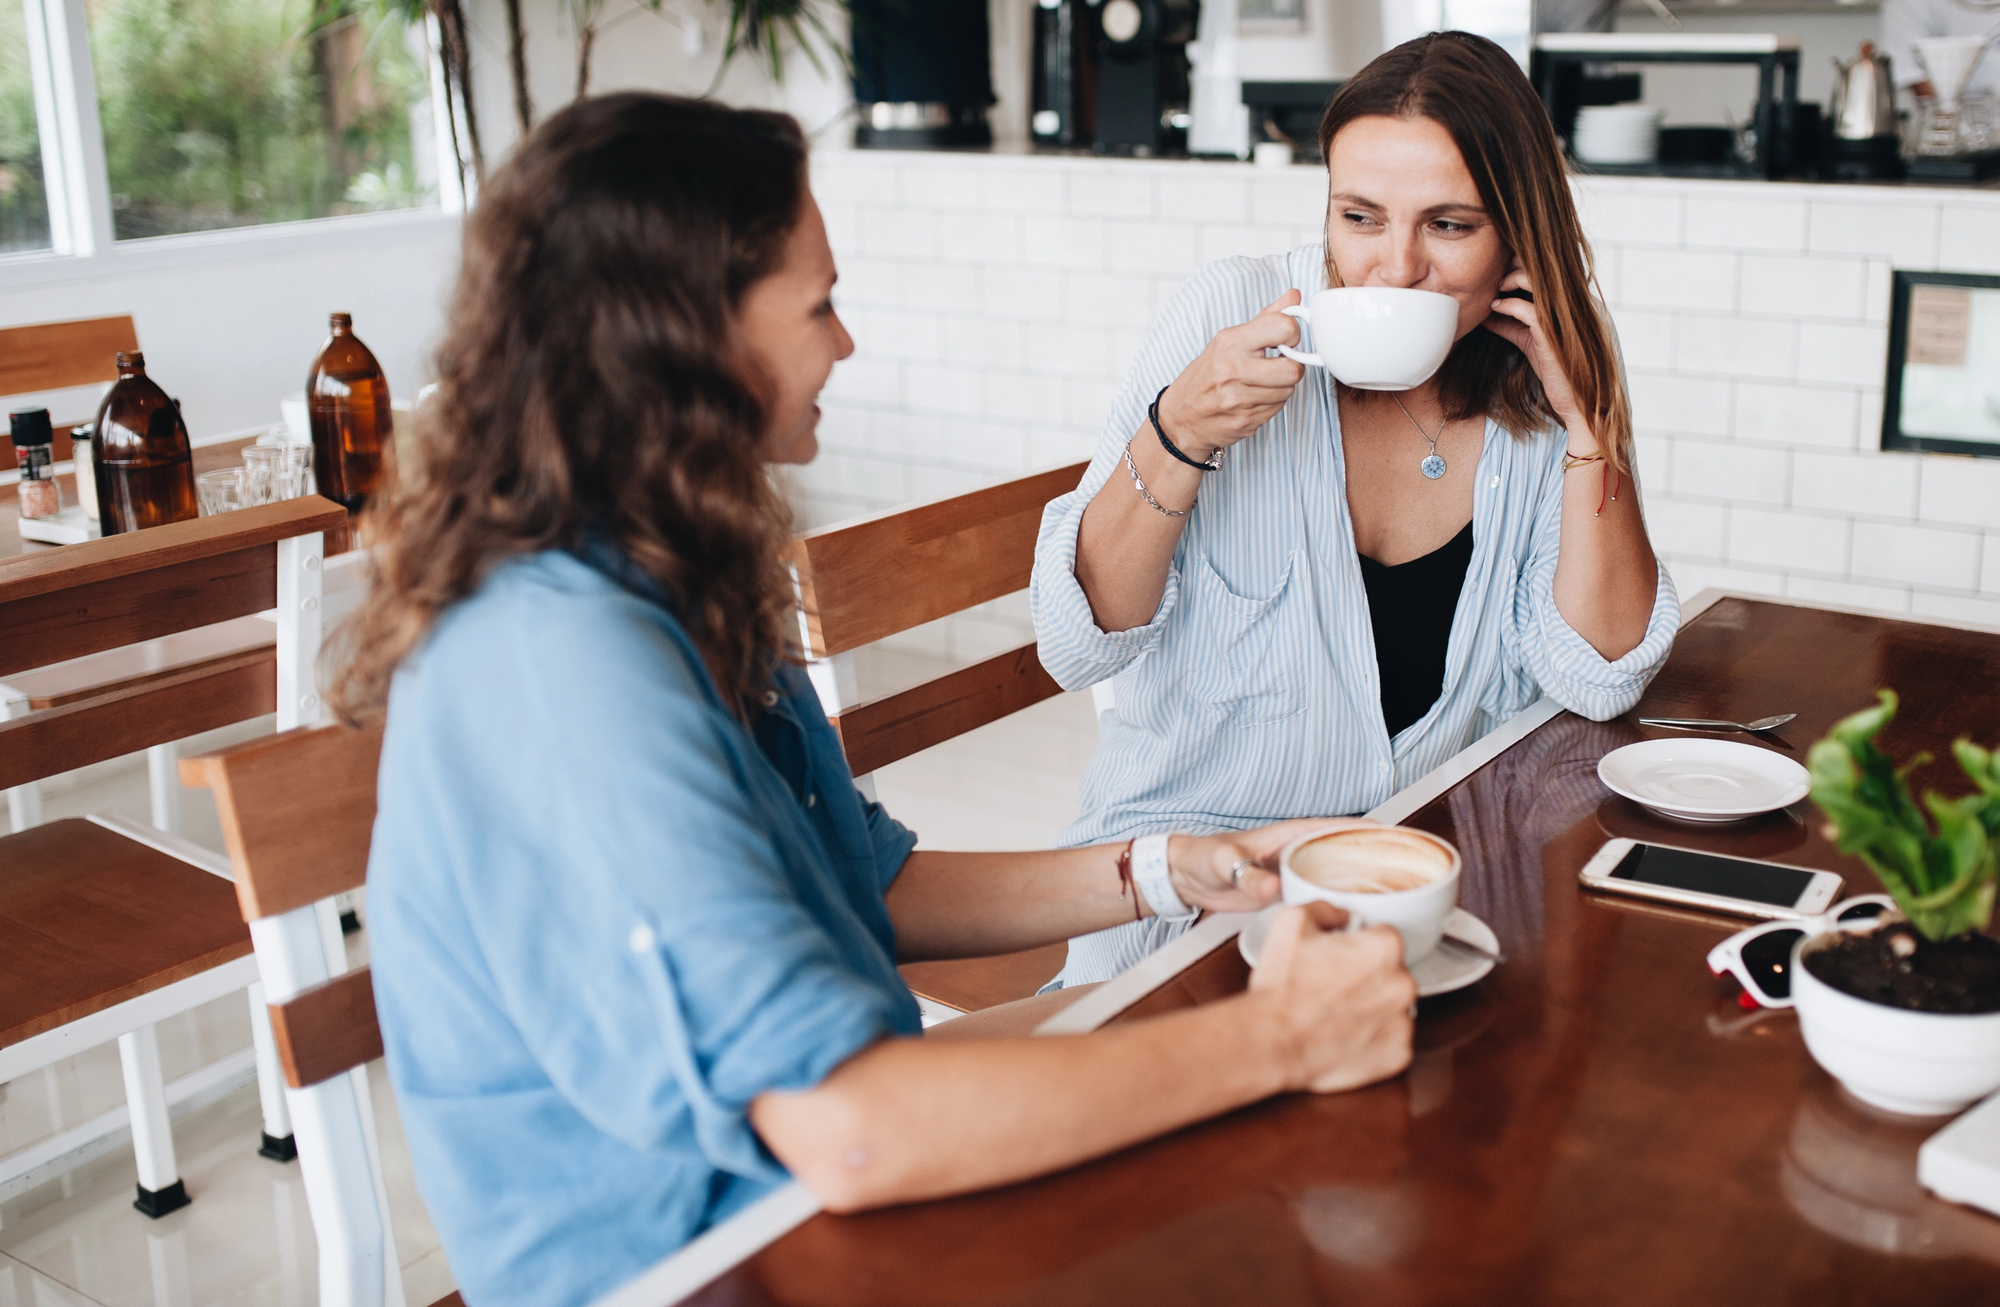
[
  {"left": 1249, "top": 901, "right": 1416, "bottom": 1093},
  {"left": 1154, "top": 289, "right": 1309, "bottom": 460}
]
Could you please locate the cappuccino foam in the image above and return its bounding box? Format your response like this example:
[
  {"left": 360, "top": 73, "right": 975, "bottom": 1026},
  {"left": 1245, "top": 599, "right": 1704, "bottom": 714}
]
[{"left": 1291, "top": 829, "right": 1452, "bottom": 895}]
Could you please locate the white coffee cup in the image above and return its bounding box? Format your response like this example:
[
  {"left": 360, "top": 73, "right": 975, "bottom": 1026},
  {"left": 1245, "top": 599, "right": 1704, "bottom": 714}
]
[
  {"left": 1278, "top": 825, "right": 1463, "bottom": 965},
  {"left": 1276, "top": 286, "right": 1460, "bottom": 392}
]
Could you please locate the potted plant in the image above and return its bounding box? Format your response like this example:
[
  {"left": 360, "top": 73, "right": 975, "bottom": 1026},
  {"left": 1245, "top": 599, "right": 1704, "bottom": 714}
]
[{"left": 1798, "top": 690, "right": 2000, "bottom": 1115}]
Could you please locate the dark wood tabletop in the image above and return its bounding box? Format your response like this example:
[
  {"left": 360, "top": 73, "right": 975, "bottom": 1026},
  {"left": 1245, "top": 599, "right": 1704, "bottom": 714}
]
[{"left": 678, "top": 597, "right": 2000, "bottom": 1307}]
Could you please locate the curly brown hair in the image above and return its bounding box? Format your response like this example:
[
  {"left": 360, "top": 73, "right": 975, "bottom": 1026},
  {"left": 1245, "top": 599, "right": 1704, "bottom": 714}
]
[
  {"left": 1318, "top": 32, "right": 1633, "bottom": 475},
  {"left": 330, "top": 93, "right": 809, "bottom": 721}
]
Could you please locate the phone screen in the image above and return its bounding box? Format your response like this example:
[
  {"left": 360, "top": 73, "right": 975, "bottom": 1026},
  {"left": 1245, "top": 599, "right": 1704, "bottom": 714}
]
[{"left": 1607, "top": 843, "right": 1817, "bottom": 908}]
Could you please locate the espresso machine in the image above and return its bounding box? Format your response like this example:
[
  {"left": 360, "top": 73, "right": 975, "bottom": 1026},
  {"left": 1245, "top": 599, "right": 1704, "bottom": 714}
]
[
  {"left": 1030, "top": 0, "right": 1098, "bottom": 147},
  {"left": 1092, "top": 0, "right": 1197, "bottom": 155},
  {"left": 851, "top": 0, "right": 993, "bottom": 148}
]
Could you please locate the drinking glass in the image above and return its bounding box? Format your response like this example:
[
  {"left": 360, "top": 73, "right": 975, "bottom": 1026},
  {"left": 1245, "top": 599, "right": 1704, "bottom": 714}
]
[
  {"left": 196, "top": 468, "right": 247, "bottom": 515},
  {"left": 256, "top": 429, "right": 316, "bottom": 497},
  {"left": 241, "top": 445, "right": 298, "bottom": 505}
]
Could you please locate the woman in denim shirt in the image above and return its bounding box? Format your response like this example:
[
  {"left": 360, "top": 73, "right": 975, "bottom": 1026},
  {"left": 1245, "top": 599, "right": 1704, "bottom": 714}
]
[{"left": 335, "top": 95, "right": 1417, "bottom": 1307}]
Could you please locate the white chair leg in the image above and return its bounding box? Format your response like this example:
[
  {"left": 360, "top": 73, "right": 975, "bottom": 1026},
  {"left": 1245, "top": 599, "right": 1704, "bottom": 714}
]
[
  {"left": 147, "top": 741, "right": 183, "bottom": 834},
  {"left": 118, "top": 1025, "right": 190, "bottom": 1217},
  {"left": 248, "top": 983, "right": 297, "bottom": 1160}
]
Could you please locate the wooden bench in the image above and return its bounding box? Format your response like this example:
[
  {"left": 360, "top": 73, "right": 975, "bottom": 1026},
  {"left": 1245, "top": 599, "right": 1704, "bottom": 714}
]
[{"left": 0, "top": 498, "right": 345, "bottom": 1212}]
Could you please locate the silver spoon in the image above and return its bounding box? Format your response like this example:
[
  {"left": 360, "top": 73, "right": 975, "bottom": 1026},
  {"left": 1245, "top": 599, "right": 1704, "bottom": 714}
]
[{"left": 1637, "top": 714, "right": 1796, "bottom": 735}]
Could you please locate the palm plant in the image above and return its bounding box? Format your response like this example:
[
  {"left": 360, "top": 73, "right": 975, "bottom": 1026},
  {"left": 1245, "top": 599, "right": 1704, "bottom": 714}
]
[{"left": 1809, "top": 690, "right": 2000, "bottom": 942}]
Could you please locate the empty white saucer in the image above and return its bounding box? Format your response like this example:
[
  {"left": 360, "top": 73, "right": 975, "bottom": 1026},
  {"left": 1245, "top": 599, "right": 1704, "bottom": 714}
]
[
  {"left": 1238, "top": 905, "right": 1499, "bottom": 998},
  {"left": 1597, "top": 738, "right": 1810, "bottom": 822}
]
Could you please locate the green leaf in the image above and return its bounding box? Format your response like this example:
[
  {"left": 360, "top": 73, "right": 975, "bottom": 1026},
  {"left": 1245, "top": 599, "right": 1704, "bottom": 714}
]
[{"left": 1809, "top": 689, "right": 2000, "bottom": 940}]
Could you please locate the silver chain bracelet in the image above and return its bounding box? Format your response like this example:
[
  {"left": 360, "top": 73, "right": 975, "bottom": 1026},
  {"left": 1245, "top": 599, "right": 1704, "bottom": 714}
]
[{"left": 1122, "top": 439, "right": 1190, "bottom": 518}]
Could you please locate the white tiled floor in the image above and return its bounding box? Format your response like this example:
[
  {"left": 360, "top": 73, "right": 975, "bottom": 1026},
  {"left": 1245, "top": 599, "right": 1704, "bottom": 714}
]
[{"left": 1, "top": 656, "right": 1099, "bottom": 1304}]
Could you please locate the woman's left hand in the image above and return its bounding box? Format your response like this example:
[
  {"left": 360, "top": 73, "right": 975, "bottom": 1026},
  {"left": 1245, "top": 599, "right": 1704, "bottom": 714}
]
[
  {"left": 1168, "top": 818, "right": 1378, "bottom": 914},
  {"left": 1481, "top": 263, "right": 1587, "bottom": 440}
]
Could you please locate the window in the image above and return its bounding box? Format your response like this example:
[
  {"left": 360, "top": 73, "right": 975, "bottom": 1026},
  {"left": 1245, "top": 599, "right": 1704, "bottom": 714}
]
[
  {"left": 0, "top": 0, "right": 53, "bottom": 253},
  {"left": 86, "top": 0, "right": 435, "bottom": 240}
]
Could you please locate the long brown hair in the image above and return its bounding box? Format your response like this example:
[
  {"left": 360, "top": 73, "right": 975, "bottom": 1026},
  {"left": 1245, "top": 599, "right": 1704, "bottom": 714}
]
[
  {"left": 331, "top": 93, "right": 808, "bottom": 720},
  {"left": 1316, "top": 32, "right": 1633, "bottom": 474}
]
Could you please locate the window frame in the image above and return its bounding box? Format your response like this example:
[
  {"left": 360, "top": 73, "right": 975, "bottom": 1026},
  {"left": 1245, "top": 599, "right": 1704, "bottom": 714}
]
[{"left": 0, "top": 0, "right": 465, "bottom": 288}]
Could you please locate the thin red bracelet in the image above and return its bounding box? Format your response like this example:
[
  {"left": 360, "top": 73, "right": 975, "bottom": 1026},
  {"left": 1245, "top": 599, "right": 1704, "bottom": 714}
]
[
  {"left": 1114, "top": 839, "right": 1143, "bottom": 921},
  {"left": 1561, "top": 451, "right": 1622, "bottom": 517}
]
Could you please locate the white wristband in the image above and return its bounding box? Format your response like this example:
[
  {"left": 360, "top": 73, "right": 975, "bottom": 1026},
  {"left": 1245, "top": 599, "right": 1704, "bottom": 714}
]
[{"left": 1133, "top": 833, "right": 1196, "bottom": 921}]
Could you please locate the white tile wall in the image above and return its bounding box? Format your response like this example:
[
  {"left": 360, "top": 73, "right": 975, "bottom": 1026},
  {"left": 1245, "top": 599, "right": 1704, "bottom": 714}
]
[{"left": 797, "top": 151, "right": 2000, "bottom": 659}]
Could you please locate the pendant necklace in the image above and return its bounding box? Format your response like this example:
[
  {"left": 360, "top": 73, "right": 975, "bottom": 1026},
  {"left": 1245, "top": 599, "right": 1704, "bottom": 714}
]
[{"left": 1391, "top": 395, "right": 1449, "bottom": 480}]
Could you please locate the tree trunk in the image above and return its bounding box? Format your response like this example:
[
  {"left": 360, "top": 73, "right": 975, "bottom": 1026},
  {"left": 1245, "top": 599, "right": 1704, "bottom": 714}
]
[
  {"left": 504, "top": 0, "right": 532, "bottom": 135},
  {"left": 431, "top": 0, "right": 484, "bottom": 182}
]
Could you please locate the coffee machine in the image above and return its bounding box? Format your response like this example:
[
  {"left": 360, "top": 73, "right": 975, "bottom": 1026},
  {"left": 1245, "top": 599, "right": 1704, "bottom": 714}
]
[
  {"left": 1030, "top": 0, "right": 1098, "bottom": 147},
  {"left": 852, "top": 0, "right": 993, "bottom": 149},
  {"left": 1092, "top": 0, "right": 1197, "bottom": 156}
]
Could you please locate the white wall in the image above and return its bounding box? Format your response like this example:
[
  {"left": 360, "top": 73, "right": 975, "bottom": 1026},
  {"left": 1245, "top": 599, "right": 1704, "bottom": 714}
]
[{"left": 800, "top": 147, "right": 2000, "bottom": 660}]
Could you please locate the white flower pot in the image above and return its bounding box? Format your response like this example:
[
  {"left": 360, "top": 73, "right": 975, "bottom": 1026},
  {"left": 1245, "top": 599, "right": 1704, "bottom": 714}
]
[{"left": 1792, "top": 931, "right": 2000, "bottom": 1116}]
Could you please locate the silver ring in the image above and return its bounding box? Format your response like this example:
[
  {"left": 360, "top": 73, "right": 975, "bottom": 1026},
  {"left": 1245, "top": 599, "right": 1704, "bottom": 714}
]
[{"left": 1228, "top": 858, "right": 1254, "bottom": 890}]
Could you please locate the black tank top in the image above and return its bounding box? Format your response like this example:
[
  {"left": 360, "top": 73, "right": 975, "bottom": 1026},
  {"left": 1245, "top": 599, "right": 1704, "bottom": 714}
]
[{"left": 1357, "top": 520, "right": 1475, "bottom": 739}]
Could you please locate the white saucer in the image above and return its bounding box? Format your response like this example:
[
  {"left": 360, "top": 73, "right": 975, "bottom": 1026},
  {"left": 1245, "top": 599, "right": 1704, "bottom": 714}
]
[
  {"left": 1598, "top": 738, "right": 1810, "bottom": 822},
  {"left": 1237, "top": 905, "right": 1499, "bottom": 998}
]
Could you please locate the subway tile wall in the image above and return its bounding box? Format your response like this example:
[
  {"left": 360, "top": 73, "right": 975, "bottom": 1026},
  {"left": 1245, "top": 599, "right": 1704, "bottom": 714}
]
[{"left": 795, "top": 151, "right": 2000, "bottom": 660}]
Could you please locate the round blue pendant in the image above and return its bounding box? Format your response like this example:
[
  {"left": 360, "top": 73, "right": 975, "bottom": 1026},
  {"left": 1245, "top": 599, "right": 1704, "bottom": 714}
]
[{"left": 1421, "top": 454, "right": 1447, "bottom": 480}]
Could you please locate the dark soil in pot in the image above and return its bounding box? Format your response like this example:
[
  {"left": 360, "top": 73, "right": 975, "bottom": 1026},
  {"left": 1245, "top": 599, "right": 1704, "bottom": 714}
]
[{"left": 1803, "top": 922, "right": 2000, "bottom": 1014}]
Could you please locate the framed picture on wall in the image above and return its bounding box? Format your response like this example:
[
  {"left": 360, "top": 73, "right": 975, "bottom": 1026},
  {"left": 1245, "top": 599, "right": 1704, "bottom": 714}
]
[{"left": 1882, "top": 270, "right": 2000, "bottom": 459}]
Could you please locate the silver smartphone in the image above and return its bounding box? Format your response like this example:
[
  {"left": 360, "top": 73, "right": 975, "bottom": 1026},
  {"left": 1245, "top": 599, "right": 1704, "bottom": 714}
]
[{"left": 1577, "top": 837, "right": 1843, "bottom": 921}]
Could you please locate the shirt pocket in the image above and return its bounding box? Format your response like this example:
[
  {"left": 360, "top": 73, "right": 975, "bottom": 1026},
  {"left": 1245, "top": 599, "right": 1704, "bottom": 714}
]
[{"left": 1180, "top": 550, "right": 1307, "bottom": 725}]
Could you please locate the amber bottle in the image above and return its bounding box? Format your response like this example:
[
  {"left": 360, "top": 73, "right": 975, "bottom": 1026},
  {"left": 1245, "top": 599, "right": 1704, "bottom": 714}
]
[
  {"left": 91, "top": 352, "right": 199, "bottom": 535},
  {"left": 306, "top": 313, "right": 390, "bottom": 512}
]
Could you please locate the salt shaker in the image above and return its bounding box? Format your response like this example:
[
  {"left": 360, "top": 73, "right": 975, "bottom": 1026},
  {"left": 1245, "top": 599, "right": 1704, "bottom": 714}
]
[{"left": 10, "top": 408, "right": 63, "bottom": 520}]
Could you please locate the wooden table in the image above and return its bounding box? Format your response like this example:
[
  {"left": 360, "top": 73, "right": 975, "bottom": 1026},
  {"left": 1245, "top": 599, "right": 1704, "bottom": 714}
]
[
  {"left": 649, "top": 595, "right": 2000, "bottom": 1307},
  {"left": 0, "top": 436, "right": 261, "bottom": 563}
]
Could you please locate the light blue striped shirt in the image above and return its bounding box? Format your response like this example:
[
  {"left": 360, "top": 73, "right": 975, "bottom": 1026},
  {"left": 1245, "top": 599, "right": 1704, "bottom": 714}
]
[{"left": 1031, "top": 245, "right": 1680, "bottom": 987}]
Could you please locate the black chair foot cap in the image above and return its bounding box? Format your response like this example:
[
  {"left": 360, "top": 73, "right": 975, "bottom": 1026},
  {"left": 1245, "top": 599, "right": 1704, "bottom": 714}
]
[
  {"left": 258, "top": 1132, "right": 298, "bottom": 1162},
  {"left": 339, "top": 909, "right": 361, "bottom": 935},
  {"left": 133, "top": 1180, "right": 190, "bottom": 1218}
]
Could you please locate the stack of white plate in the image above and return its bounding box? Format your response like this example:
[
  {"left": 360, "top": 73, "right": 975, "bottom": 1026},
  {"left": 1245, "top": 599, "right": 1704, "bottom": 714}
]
[{"left": 1572, "top": 104, "right": 1664, "bottom": 165}]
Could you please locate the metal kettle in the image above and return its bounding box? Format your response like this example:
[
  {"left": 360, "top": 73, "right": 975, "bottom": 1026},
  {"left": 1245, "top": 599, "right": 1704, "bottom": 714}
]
[{"left": 1830, "top": 41, "right": 1898, "bottom": 140}]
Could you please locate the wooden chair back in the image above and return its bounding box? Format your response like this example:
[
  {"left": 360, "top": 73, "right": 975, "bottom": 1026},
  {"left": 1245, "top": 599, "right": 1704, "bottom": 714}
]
[
  {"left": 180, "top": 719, "right": 414, "bottom": 1306},
  {"left": 181, "top": 719, "right": 385, "bottom": 1084},
  {"left": 791, "top": 461, "right": 1086, "bottom": 776},
  {"left": 0, "top": 496, "right": 347, "bottom": 792},
  {"left": 0, "top": 314, "right": 139, "bottom": 468}
]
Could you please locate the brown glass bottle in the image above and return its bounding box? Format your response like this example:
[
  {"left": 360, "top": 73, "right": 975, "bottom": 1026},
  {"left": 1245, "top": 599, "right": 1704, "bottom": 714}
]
[
  {"left": 306, "top": 313, "right": 390, "bottom": 513},
  {"left": 91, "top": 352, "right": 199, "bottom": 535}
]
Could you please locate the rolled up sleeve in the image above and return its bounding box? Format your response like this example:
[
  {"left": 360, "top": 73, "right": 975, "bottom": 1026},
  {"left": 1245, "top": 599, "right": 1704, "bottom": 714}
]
[
  {"left": 1031, "top": 258, "right": 1277, "bottom": 690},
  {"left": 1512, "top": 453, "right": 1681, "bottom": 722},
  {"left": 474, "top": 607, "right": 906, "bottom": 1180}
]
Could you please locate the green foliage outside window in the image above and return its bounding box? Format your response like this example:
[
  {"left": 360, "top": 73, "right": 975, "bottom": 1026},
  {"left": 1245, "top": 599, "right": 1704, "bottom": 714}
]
[
  {"left": 88, "top": 0, "right": 431, "bottom": 240},
  {"left": 1, "top": 0, "right": 53, "bottom": 254}
]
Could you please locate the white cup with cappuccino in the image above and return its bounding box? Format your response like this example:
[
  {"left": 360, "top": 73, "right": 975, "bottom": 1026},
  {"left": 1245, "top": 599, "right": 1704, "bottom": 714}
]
[
  {"left": 1275, "top": 286, "right": 1460, "bottom": 392},
  {"left": 1277, "top": 825, "right": 1463, "bottom": 965}
]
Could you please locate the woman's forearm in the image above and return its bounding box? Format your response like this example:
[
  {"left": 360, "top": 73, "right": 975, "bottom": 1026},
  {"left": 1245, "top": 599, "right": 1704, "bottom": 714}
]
[
  {"left": 1551, "top": 423, "right": 1660, "bottom": 660},
  {"left": 885, "top": 846, "right": 1149, "bottom": 962},
  {"left": 750, "top": 994, "right": 1288, "bottom": 1212},
  {"left": 1074, "top": 422, "right": 1201, "bottom": 632}
]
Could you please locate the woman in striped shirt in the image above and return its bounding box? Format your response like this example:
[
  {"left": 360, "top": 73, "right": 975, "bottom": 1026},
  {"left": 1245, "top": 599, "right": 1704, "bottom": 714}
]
[{"left": 1031, "top": 32, "right": 1681, "bottom": 987}]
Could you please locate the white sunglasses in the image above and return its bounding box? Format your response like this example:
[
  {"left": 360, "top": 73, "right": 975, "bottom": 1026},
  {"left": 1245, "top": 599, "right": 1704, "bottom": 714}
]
[{"left": 1705, "top": 895, "right": 1900, "bottom": 1009}]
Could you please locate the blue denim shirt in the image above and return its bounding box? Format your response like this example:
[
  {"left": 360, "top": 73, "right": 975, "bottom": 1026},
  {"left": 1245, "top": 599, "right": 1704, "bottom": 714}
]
[{"left": 366, "top": 547, "right": 921, "bottom": 1307}]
